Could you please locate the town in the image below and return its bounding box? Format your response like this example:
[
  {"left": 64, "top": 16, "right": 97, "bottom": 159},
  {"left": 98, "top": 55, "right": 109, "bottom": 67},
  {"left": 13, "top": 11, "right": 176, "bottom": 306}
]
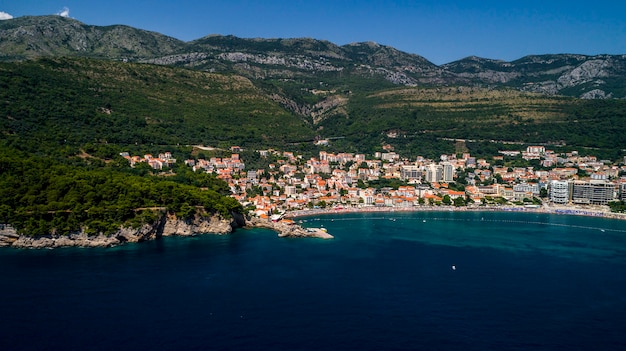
[{"left": 121, "top": 145, "right": 626, "bottom": 217}]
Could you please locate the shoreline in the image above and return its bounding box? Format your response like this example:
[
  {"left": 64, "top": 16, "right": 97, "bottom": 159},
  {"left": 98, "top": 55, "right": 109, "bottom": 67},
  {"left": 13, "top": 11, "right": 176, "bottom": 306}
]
[
  {"left": 3, "top": 205, "right": 623, "bottom": 249},
  {"left": 284, "top": 204, "right": 626, "bottom": 221},
  {"left": 244, "top": 217, "right": 333, "bottom": 239},
  {"left": 0, "top": 213, "right": 333, "bottom": 249},
  {"left": 0, "top": 212, "right": 239, "bottom": 249}
]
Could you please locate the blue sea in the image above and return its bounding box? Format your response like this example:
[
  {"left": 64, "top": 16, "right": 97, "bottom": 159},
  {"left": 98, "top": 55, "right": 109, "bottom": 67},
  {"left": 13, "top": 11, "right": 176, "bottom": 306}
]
[{"left": 2, "top": 211, "right": 626, "bottom": 350}]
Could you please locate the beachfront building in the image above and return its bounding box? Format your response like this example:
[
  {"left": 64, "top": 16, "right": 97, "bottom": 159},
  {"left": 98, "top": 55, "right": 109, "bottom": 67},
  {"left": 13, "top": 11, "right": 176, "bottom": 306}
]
[
  {"left": 425, "top": 164, "right": 443, "bottom": 183},
  {"left": 549, "top": 180, "right": 570, "bottom": 204},
  {"left": 514, "top": 182, "right": 540, "bottom": 196},
  {"left": 620, "top": 183, "right": 626, "bottom": 201},
  {"left": 443, "top": 162, "right": 455, "bottom": 183},
  {"left": 513, "top": 182, "right": 540, "bottom": 201},
  {"left": 570, "top": 180, "right": 616, "bottom": 205}
]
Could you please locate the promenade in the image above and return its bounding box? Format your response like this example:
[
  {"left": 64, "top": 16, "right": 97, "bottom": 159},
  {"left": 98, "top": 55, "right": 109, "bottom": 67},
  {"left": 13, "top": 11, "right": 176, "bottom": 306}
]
[{"left": 285, "top": 204, "right": 626, "bottom": 221}]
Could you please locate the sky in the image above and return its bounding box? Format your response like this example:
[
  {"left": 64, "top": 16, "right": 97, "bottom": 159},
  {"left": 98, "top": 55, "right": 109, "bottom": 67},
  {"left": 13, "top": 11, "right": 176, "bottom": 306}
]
[{"left": 1, "top": 0, "right": 625, "bottom": 65}]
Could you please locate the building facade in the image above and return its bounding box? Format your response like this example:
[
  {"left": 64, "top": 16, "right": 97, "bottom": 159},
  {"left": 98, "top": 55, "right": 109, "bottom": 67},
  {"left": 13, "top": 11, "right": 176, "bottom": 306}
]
[
  {"left": 570, "top": 180, "right": 616, "bottom": 205},
  {"left": 425, "top": 164, "right": 443, "bottom": 183},
  {"left": 549, "top": 180, "right": 570, "bottom": 204}
]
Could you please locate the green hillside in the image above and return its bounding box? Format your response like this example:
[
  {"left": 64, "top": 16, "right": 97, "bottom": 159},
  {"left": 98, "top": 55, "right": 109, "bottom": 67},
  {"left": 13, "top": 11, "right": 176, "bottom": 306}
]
[
  {"left": 0, "top": 57, "right": 313, "bottom": 152},
  {"left": 0, "top": 57, "right": 310, "bottom": 236},
  {"left": 321, "top": 86, "right": 626, "bottom": 159},
  {"left": 2, "top": 56, "right": 625, "bottom": 159},
  {"left": 0, "top": 15, "right": 185, "bottom": 61},
  {"left": 0, "top": 145, "right": 242, "bottom": 236}
]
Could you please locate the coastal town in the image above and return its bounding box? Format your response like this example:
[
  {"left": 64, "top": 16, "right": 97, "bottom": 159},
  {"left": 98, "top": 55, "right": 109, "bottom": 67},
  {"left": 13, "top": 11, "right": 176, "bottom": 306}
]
[{"left": 121, "top": 144, "right": 626, "bottom": 220}]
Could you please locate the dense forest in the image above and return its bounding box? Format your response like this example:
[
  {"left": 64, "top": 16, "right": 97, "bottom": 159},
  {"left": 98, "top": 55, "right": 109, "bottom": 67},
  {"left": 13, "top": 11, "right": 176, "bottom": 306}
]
[
  {"left": 2, "top": 57, "right": 626, "bottom": 159},
  {"left": 319, "top": 87, "right": 626, "bottom": 160},
  {"left": 0, "top": 57, "right": 314, "bottom": 152},
  {"left": 0, "top": 145, "right": 242, "bottom": 236}
]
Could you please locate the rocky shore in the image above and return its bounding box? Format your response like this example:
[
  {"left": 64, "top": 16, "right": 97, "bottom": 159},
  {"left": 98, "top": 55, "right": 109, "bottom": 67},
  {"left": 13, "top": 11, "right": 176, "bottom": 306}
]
[
  {"left": 245, "top": 217, "right": 333, "bottom": 239},
  {"left": 8, "top": 203, "right": 620, "bottom": 249},
  {"left": 0, "top": 211, "right": 332, "bottom": 249},
  {"left": 0, "top": 212, "right": 240, "bottom": 249}
]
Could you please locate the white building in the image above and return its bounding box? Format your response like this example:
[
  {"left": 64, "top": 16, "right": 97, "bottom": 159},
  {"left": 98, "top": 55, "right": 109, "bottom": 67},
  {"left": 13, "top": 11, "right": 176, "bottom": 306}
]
[
  {"left": 284, "top": 185, "right": 297, "bottom": 197},
  {"left": 425, "top": 164, "right": 443, "bottom": 183},
  {"left": 442, "top": 162, "right": 455, "bottom": 183},
  {"left": 549, "top": 180, "right": 570, "bottom": 204}
]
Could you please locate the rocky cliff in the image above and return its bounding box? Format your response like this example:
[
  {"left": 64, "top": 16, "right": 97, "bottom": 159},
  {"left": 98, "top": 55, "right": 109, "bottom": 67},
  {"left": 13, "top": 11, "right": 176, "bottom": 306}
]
[
  {"left": 0, "top": 211, "right": 332, "bottom": 249},
  {"left": 442, "top": 54, "right": 626, "bottom": 98},
  {"left": 0, "top": 212, "right": 245, "bottom": 249}
]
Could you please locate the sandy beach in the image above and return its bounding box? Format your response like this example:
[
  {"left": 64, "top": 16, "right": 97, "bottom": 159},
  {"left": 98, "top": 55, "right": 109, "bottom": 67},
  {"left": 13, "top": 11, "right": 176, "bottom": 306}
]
[{"left": 284, "top": 204, "right": 626, "bottom": 221}]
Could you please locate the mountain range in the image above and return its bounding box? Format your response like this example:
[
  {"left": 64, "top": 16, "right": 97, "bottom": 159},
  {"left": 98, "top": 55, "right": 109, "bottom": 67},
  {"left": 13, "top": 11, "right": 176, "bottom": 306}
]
[
  {"left": 1, "top": 15, "right": 625, "bottom": 160},
  {"left": 2, "top": 15, "right": 625, "bottom": 101}
]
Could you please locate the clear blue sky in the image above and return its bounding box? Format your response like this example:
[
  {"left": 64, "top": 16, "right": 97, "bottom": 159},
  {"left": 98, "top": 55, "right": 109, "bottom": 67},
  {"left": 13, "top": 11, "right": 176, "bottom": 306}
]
[{"left": 2, "top": 0, "right": 625, "bottom": 65}]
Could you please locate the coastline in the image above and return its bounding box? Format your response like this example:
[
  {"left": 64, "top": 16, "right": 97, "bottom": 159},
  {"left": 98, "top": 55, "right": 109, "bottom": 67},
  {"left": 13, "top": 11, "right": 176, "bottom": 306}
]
[
  {"left": 0, "top": 212, "right": 238, "bottom": 249},
  {"left": 284, "top": 204, "right": 626, "bottom": 221},
  {"left": 2, "top": 204, "right": 623, "bottom": 249},
  {"left": 0, "top": 212, "right": 333, "bottom": 249},
  {"left": 245, "top": 216, "right": 333, "bottom": 239}
]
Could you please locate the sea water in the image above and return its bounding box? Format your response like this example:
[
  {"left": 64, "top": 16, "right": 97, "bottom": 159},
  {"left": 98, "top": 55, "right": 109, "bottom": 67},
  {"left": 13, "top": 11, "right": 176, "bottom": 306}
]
[{"left": 1, "top": 211, "right": 625, "bottom": 350}]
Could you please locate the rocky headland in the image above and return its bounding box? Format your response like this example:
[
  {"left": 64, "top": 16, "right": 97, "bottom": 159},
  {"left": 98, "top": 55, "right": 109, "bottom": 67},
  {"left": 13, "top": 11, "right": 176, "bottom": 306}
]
[{"left": 246, "top": 217, "right": 334, "bottom": 239}]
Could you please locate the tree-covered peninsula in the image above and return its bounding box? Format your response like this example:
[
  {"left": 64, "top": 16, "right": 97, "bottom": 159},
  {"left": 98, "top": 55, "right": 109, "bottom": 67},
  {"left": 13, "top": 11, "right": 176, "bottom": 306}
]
[{"left": 0, "top": 146, "right": 242, "bottom": 237}]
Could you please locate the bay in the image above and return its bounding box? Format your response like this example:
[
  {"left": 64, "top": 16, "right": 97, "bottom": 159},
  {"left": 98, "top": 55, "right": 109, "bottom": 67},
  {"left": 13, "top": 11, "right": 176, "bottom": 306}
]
[{"left": 1, "top": 211, "right": 625, "bottom": 350}]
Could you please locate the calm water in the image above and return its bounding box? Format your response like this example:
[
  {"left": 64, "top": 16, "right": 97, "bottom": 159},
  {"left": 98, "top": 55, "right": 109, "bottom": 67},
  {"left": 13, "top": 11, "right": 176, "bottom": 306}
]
[{"left": 2, "top": 211, "right": 626, "bottom": 350}]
